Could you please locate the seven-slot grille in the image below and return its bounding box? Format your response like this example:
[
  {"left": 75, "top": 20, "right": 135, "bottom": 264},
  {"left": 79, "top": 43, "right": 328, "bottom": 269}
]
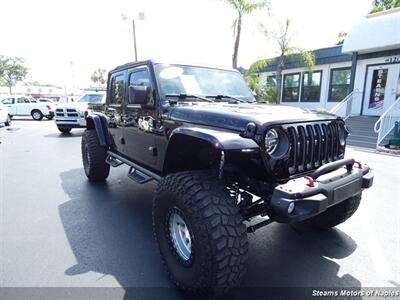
[
  {"left": 286, "top": 121, "right": 342, "bottom": 175},
  {"left": 56, "top": 108, "right": 79, "bottom": 117}
]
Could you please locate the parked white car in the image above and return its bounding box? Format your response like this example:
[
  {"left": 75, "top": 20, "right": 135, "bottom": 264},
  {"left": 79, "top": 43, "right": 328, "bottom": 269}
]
[
  {"left": 0, "top": 103, "right": 11, "bottom": 126},
  {"left": 1, "top": 96, "right": 55, "bottom": 120},
  {"left": 54, "top": 91, "right": 106, "bottom": 133}
]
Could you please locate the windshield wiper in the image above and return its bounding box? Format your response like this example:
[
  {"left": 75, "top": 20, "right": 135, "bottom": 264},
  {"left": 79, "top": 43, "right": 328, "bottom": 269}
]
[
  {"left": 165, "top": 93, "right": 214, "bottom": 102},
  {"left": 206, "top": 95, "right": 247, "bottom": 103}
]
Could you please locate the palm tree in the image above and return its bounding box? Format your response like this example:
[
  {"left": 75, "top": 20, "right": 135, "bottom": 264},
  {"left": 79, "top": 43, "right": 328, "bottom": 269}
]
[
  {"left": 250, "top": 18, "right": 315, "bottom": 103},
  {"left": 223, "top": 0, "right": 269, "bottom": 69}
]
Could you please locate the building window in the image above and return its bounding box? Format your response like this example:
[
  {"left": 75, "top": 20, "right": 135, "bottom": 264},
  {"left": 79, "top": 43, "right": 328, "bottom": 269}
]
[
  {"left": 301, "top": 71, "right": 322, "bottom": 102},
  {"left": 329, "top": 68, "right": 351, "bottom": 102},
  {"left": 282, "top": 73, "right": 300, "bottom": 102},
  {"left": 266, "top": 75, "right": 277, "bottom": 87}
]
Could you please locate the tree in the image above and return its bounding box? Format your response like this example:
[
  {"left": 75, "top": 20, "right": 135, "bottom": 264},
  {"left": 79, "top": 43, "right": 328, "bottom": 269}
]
[
  {"left": 336, "top": 31, "right": 347, "bottom": 45},
  {"left": 249, "top": 18, "right": 315, "bottom": 103},
  {"left": 0, "top": 55, "right": 28, "bottom": 94},
  {"left": 223, "top": 0, "right": 269, "bottom": 69},
  {"left": 370, "top": 0, "right": 400, "bottom": 13},
  {"left": 90, "top": 68, "right": 107, "bottom": 85}
]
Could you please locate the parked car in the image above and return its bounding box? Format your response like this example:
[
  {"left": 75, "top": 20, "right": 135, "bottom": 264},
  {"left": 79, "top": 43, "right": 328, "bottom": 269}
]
[
  {"left": 0, "top": 102, "right": 11, "bottom": 126},
  {"left": 1, "top": 96, "right": 55, "bottom": 120},
  {"left": 81, "top": 60, "right": 374, "bottom": 299},
  {"left": 54, "top": 91, "right": 106, "bottom": 133}
]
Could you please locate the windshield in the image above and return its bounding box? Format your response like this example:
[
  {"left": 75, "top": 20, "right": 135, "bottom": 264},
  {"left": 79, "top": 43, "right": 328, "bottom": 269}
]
[
  {"left": 155, "top": 64, "right": 255, "bottom": 101},
  {"left": 77, "top": 94, "right": 104, "bottom": 103}
]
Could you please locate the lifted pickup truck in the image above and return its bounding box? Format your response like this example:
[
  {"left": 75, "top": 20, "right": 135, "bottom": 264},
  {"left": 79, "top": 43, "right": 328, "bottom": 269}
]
[{"left": 81, "top": 60, "right": 373, "bottom": 299}]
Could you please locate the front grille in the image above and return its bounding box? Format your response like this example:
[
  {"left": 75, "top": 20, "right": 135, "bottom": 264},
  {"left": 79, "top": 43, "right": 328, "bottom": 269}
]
[
  {"left": 286, "top": 121, "right": 342, "bottom": 175},
  {"left": 56, "top": 108, "right": 64, "bottom": 112},
  {"left": 56, "top": 113, "right": 64, "bottom": 117},
  {"left": 67, "top": 113, "right": 79, "bottom": 117},
  {"left": 66, "top": 109, "right": 76, "bottom": 112}
]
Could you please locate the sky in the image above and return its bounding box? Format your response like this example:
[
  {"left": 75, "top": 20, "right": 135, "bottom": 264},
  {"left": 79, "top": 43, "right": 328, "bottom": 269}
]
[{"left": 0, "top": 0, "right": 373, "bottom": 90}]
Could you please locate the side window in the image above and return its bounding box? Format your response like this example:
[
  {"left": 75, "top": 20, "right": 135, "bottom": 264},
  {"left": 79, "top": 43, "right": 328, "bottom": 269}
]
[
  {"left": 329, "top": 68, "right": 351, "bottom": 102},
  {"left": 110, "top": 74, "right": 126, "bottom": 105},
  {"left": 282, "top": 73, "right": 300, "bottom": 102},
  {"left": 24, "top": 98, "right": 31, "bottom": 103},
  {"left": 2, "top": 98, "right": 15, "bottom": 104},
  {"left": 129, "top": 68, "right": 154, "bottom": 104},
  {"left": 129, "top": 69, "right": 152, "bottom": 87},
  {"left": 17, "top": 98, "right": 24, "bottom": 103}
]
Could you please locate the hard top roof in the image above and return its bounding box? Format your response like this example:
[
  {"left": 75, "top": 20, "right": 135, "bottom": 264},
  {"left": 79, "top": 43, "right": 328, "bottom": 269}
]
[{"left": 110, "top": 59, "right": 238, "bottom": 74}]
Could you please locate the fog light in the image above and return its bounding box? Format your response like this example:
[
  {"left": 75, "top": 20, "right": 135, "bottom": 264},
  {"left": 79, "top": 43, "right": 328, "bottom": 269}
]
[{"left": 288, "top": 202, "right": 295, "bottom": 214}]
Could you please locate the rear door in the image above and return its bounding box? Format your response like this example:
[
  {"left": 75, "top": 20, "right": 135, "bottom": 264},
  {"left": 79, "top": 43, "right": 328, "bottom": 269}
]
[
  {"left": 106, "top": 71, "right": 126, "bottom": 153},
  {"left": 15, "top": 97, "right": 27, "bottom": 115}
]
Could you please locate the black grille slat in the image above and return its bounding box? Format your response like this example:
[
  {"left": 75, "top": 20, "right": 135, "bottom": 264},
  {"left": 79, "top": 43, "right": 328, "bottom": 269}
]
[
  {"left": 285, "top": 121, "right": 341, "bottom": 175},
  {"left": 287, "top": 127, "right": 298, "bottom": 174},
  {"left": 297, "top": 126, "right": 307, "bottom": 172},
  {"left": 321, "top": 124, "right": 329, "bottom": 164},
  {"left": 306, "top": 125, "right": 314, "bottom": 169},
  {"left": 314, "top": 124, "right": 322, "bottom": 167}
]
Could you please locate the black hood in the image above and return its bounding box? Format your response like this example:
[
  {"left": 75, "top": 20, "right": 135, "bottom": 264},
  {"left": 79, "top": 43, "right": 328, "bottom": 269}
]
[{"left": 167, "top": 102, "right": 337, "bottom": 132}]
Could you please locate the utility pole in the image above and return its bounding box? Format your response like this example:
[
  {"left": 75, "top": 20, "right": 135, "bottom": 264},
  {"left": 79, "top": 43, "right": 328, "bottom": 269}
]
[{"left": 132, "top": 19, "right": 138, "bottom": 61}]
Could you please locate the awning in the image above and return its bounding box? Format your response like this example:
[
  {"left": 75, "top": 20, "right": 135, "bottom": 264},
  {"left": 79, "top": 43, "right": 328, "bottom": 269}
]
[{"left": 342, "top": 8, "right": 400, "bottom": 54}]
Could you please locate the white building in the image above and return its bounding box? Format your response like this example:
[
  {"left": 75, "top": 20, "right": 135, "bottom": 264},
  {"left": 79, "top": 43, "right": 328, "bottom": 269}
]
[{"left": 259, "top": 8, "right": 400, "bottom": 119}]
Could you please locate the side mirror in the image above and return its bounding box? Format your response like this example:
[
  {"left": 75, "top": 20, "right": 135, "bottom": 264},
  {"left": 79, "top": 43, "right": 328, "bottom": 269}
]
[{"left": 128, "top": 85, "right": 151, "bottom": 104}]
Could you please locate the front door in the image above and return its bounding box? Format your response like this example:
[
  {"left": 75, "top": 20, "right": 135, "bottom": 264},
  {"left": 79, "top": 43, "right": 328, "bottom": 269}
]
[
  {"left": 123, "top": 65, "right": 157, "bottom": 167},
  {"left": 363, "top": 63, "right": 400, "bottom": 116}
]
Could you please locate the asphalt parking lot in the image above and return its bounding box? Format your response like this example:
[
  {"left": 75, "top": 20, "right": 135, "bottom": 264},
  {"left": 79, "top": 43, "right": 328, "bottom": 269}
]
[{"left": 1, "top": 119, "right": 400, "bottom": 300}]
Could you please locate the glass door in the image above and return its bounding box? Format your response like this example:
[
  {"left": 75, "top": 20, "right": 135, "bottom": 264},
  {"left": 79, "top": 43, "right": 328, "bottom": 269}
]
[{"left": 363, "top": 64, "right": 400, "bottom": 116}]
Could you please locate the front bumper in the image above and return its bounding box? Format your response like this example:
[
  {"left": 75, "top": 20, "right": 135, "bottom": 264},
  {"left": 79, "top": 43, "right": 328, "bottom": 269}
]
[
  {"left": 54, "top": 116, "right": 86, "bottom": 128},
  {"left": 270, "top": 158, "right": 373, "bottom": 223}
]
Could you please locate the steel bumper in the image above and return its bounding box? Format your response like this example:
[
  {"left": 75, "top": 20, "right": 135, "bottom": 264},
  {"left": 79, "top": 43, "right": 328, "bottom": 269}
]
[{"left": 270, "top": 158, "right": 373, "bottom": 223}]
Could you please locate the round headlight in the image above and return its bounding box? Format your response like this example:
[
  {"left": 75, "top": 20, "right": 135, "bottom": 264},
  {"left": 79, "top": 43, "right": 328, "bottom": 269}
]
[
  {"left": 264, "top": 128, "right": 290, "bottom": 158},
  {"left": 265, "top": 129, "right": 279, "bottom": 154}
]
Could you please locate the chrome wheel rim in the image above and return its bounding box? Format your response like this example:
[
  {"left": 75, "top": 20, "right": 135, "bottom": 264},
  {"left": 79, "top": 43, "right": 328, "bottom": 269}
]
[
  {"left": 168, "top": 209, "right": 192, "bottom": 261},
  {"left": 33, "top": 112, "right": 41, "bottom": 119}
]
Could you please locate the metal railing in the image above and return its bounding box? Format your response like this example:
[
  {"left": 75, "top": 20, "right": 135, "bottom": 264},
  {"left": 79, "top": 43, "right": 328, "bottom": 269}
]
[
  {"left": 374, "top": 96, "right": 400, "bottom": 148},
  {"left": 329, "top": 90, "right": 361, "bottom": 120}
]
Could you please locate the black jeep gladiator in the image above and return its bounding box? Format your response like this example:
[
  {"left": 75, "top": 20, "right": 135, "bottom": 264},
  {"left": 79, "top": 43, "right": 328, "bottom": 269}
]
[{"left": 81, "top": 60, "right": 373, "bottom": 299}]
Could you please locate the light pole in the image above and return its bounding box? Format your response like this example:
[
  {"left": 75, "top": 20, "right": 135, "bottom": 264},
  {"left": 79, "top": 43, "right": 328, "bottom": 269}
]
[
  {"left": 132, "top": 19, "right": 138, "bottom": 61},
  {"left": 69, "top": 61, "right": 75, "bottom": 99},
  {"left": 122, "top": 12, "right": 144, "bottom": 62}
]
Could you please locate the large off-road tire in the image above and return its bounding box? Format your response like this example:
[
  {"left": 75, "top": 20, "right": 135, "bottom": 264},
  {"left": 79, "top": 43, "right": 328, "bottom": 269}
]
[
  {"left": 5, "top": 114, "right": 11, "bottom": 126},
  {"left": 153, "top": 171, "right": 248, "bottom": 299},
  {"left": 294, "top": 194, "right": 362, "bottom": 230},
  {"left": 81, "top": 129, "right": 110, "bottom": 182},
  {"left": 57, "top": 126, "right": 72, "bottom": 134},
  {"left": 31, "top": 109, "right": 43, "bottom": 120}
]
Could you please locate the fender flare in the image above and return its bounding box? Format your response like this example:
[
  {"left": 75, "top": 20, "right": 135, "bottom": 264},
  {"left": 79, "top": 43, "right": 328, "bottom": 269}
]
[
  {"left": 86, "top": 114, "right": 108, "bottom": 146},
  {"left": 169, "top": 126, "right": 259, "bottom": 150}
]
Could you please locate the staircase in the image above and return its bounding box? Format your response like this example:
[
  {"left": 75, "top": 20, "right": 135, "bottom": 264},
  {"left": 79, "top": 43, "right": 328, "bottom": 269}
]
[{"left": 345, "top": 116, "right": 388, "bottom": 149}]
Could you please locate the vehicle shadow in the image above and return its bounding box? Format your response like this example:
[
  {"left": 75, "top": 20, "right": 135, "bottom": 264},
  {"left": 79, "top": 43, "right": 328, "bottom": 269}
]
[
  {"left": 44, "top": 131, "right": 84, "bottom": 138},
  {"left": 59, "top": 168, "right": 362, "bottom": 300},
  {"left": 58, "top": 168, "right": 182, "bottom": 299},
  {"left": 10, "top": 117, "right": 52, "bottom": 121}
]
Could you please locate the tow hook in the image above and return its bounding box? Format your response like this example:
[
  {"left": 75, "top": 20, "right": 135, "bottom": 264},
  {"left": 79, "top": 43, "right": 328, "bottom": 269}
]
[{"left": 304, "top": 176, "right": 315, "bottom": 187}]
